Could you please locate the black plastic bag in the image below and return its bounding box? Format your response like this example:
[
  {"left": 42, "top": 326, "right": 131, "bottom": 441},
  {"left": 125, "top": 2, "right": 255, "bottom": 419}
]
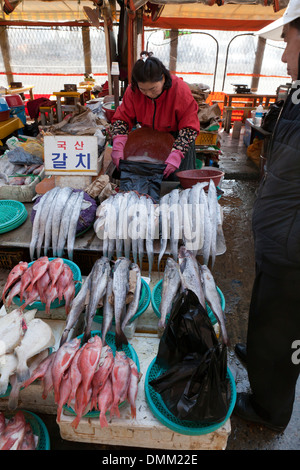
[
  {"left": 150, "top": 290, "right": 230, "bottom": 423},
  {"left": 151, "top": 347, "right": 229, "bottom": 423},
  {"left": 119, "top": 159, "right": 166, "bottom": 203},
  {"left": 155, "top": 290, "right": 219, "bottom": 370}
]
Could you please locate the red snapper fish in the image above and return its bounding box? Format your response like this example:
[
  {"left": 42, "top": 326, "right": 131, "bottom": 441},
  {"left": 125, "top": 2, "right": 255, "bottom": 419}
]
[
  {"left": 48, "top": 258, "right": 64, "bottom": 288},
  {"left": 21, "top": 283, "right": 40, "bottom": 310},
  {"left": 67, "top": 345, "right": 85, "bottom": 407},
  {"left": 71, "top": 382, "right": 92, "bottom": 429},
  {"left": 6, "top": 280, "right": 21, "bottom": 308},
  {"left": 51, "top": 337, "right": 81, "bottom": 403},
  {"left": 111, "top": 351, "right": 131, "bottom": 418},
  {"left": 27, "top": 256, "right": 49, "bottom": 292},
  {"left": 45, "top": 284, "right": 58, "bottom": 315},
  {"left": 41, "top": 353, "right": 57, "bottom": 400},
  {"left": 90, "top": 345, "right": 114, "bottom": 410},
  {"left": 127, "top": 358, "right": 140, "bottom": 419},
  {"left": 2, "top": 261, "right": 28, "bottom": 301},
  {"left": 98, "top": 374, "right": 113, "bottom": 427},
  {"left": 57, "top": 264, "right": 73, "bottom": 302},
  {"left": 36, "top": 270, "right": 51, "bottom": 304},
  {"left": 19, "top": 265, "right": 33, "bottom": 302},
  {"left": 0, "top": 412, "right": 5, "bottom": 436},
  {"left": 63, "top": 281, "right": 75, "bottom": 314},
  {"left": 19, "top": 422, "right": 36, "bottom": 450},
  {"left": 77, "top": 335, "right": 102, "bottom": 410},
  {"left": 0, "top": 410, "right": 26, "bottom": 450},
  {"left": 56, "top": 370, "right": 73, "bottom": 423},
  {"left": 22, "top": 352, "right": 55, "bottom": 390}
]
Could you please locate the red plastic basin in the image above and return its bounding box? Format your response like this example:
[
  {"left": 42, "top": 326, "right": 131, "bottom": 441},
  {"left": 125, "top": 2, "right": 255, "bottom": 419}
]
[
  {"left": 102, "top": 101, "right": 116, "bottom": 123},
  {"left": 176, "top": 167, "right": 225, "bottom": 190}
]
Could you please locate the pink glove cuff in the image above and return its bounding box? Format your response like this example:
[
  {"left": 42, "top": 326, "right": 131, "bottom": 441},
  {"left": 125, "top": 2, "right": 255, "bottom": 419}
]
[
  {"left": 111, "top": 134, "right": 128, "bottom": 168},
  {"left": 112, "top": 134, "right": 128, "bottom": 150},
  {"left": 164, "top": 149, "right": 184, "bottom": 169}
]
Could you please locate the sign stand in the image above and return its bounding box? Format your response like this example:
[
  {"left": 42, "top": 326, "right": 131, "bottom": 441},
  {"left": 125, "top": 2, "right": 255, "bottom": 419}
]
[{"left": 44, "top": 135, "right": 100, "bottom": 190}]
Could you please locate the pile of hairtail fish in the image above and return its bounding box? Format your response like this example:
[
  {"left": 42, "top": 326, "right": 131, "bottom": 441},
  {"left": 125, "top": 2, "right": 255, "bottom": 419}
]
[
  {"left": 0, "top": 410, "right": 39, "bottom": 450},
  {"left": 94, "top": 180, "right": 226, "bottom": 276},
  {"left": 2, "top": 257, "right": 76, "bottom": 315},
  {"left": 29, "top": 186, "right": 85, "bottom": 261}
]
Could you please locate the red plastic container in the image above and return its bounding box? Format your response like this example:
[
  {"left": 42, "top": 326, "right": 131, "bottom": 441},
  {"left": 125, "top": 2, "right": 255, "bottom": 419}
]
[
  {"left": 0, "top": 109, "right": 10, "bottom": 121},
  {"left": 102, "top": 101, "right": 116, "bottom": 123},
  {"left": 5, "top": 94, "right": 23, "bottom": 108},
  {"left": 176, "top": 167, "right": 225, "bottom": 190}
]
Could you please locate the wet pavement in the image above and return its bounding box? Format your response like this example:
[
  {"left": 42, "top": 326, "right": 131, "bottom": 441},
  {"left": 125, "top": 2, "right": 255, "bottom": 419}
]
[{"left": 0, "top": 128, "right": 299, "bottom": 451}]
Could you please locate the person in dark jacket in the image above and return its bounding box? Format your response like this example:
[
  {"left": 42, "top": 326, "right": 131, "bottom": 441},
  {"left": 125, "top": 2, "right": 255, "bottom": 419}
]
[
  {"left": 234, "top": 0, "right": 300, "bottom": 432},
  {"left": 110, "top": 51, "right": 200, "bottom": 179}
]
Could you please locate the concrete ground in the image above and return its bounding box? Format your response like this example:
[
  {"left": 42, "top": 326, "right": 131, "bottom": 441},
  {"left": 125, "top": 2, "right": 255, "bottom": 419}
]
[{"left": 0, "top": 127, "right": 299, "bottom": 451}]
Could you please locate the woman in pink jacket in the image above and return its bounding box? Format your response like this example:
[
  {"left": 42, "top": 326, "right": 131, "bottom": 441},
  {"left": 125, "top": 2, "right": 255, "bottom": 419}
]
[{"left": 111, "top": 52, "right": 200, "bottom": 179}]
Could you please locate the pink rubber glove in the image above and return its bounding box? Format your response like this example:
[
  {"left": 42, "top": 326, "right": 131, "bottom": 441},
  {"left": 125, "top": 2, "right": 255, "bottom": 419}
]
[
  {"left": 111, "top": 134, "right": 128, "bottom": 169},
  {"left": 163, "top": 149, "right": 184, "bottom": 178}
]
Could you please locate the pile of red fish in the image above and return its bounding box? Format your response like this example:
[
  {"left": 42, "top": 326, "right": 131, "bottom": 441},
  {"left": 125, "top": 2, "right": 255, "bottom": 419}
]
[
  {"left": 2, "top": 257, "right": 76, "bottom": 314},
  {"left": 22, "top": 334, "right": 140, "bottom": 429},
  {"left": 0, "top": 410, "right": 37, "bottom": 450}
]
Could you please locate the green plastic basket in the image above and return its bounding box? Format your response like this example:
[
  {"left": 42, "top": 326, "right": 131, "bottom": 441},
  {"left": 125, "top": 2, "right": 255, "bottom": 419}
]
[
  {"left": 13, "top": 257, "right": 82, "bottom": 311},
  {"left": 4, "top": 410, "right": 50, "bottom": 450},
  {"left": 0, "top": 200, "right": 28, "bottom": 233},
  {"left": 151, "top": 279, "right": 225, "bottom": 326},
  {"left": 94, "top": 278, "right": 151, "bottom": 326},
  {"left": 145, "top": 357, "right": 236, "bottom": 436},
  {"left": 63, "top": 330, "right": 140, "bottom": 419}
]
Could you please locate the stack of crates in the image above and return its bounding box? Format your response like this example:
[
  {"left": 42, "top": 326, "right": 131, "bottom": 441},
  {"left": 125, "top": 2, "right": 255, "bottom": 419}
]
[{"left": 195, "top": 130, "right": 220, "bottom": 167}]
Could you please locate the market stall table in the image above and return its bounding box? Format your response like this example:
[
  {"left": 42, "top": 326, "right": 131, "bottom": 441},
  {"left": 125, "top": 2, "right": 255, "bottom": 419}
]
[
  {"left": 1, "top": 85, "right": 35, "bottom": 101},
  {"left": 78, "top": 84, "right": 93, "bottom": 101},
  {"left": 0, "top": 202, "right": 166, "bottom": 274},
  {"left": 53, "top": 90, "right": 86, "bottom": 122},
  {"left": 223, "top": 93, "right": 277, "bottom": 107},
  {"left": 0, "top": 116, "right": 24, "bottom": 145}
]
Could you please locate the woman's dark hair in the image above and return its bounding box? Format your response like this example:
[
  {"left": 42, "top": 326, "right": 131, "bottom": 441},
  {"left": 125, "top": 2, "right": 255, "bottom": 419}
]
[{"left": 131, "top": 51, "right": 172, "bottom": 91}]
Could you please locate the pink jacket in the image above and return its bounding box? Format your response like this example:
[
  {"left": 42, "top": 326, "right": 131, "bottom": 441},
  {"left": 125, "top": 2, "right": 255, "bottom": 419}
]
[{"left": 111, "top": 75, "right": 200, "bottom": 134}]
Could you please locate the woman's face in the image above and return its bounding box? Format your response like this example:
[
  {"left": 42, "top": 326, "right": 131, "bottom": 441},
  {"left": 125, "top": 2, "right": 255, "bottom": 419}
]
[{"left": 137, "top": 77, "right": 165, "bottom": 99}]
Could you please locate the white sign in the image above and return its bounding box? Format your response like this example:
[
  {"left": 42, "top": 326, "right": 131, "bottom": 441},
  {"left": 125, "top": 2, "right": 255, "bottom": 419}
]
[{"left": 44, "top": 135, "right": 99, "bottom": 176}]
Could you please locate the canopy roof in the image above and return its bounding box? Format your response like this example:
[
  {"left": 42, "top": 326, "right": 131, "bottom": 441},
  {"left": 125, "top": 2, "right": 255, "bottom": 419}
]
[
  {"left": 0, "top": 0, "right": 288, "bottom": 30},
  {"left": 142, "top": 2, "right": 288, "bottom": 31}
]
